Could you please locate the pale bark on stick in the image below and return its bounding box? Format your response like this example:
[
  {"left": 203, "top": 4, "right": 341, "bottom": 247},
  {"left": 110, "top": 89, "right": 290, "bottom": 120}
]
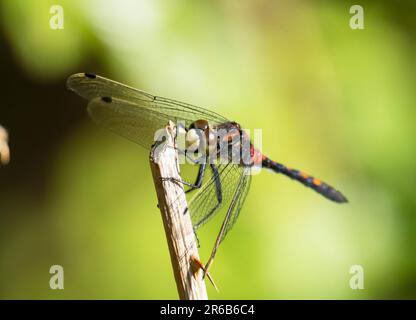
[
  {"left": 0, "top": 125, "right": 10, "bottom": 165},
  {"left": 149, "top": 121, "right": 208, "bottom": 300}
]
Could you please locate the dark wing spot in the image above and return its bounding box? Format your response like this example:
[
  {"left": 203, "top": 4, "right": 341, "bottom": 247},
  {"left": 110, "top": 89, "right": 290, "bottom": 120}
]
[
  {"left": 84, "top": 72, "right": 97, "bottom": 79},
  {"left": 101, "top": 96, "right": 112, "bottom": 103}
]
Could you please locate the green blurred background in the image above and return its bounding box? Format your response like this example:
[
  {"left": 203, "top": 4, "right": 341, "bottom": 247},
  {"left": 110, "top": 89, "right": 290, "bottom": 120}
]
[{"left": 0, "top": 0, "right": 415, "bottom": 299}]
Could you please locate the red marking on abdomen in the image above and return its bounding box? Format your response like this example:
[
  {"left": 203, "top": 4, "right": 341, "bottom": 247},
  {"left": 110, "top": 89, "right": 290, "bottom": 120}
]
[{"left": 250, "top": 145, "right": 264, "bottom": 165}]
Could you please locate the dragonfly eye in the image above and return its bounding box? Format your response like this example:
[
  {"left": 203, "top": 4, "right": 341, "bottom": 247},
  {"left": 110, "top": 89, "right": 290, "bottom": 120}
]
[{"left": 190, "top": 119, "right": 209, "bottom": 131}]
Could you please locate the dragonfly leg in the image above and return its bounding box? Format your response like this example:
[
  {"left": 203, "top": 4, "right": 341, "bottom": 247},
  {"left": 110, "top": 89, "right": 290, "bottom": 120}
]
[
  {"left": 211, "top": 163, "right": 223, "bottom": 206},
  {"left": 185, "top": 163, "right": 207, "bottom": 193},
  {"left": 177, "top": 148, "right": 206, "bottom": 165},
  {"left": 160, "top": 162, "right": 207, "bottom": 190},
  {"left": 194, "top": 163, "right": 223, "bottom": 229},
  {"left": 193, "top": 226, "right": 201, "bottom": 248}
]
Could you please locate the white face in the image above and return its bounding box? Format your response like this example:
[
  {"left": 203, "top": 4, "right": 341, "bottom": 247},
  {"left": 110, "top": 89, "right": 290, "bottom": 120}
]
[
  {"left": 185, "top": 126, "right": 218, "bottom": 158},
  {"left": 186, "top": 128, "right": 202, "bottom": 150}
]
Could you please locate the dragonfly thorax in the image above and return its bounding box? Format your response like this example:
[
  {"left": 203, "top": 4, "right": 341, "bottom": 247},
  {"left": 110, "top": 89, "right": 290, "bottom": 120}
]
[{"left": 184, "top": 120, "right": 255, "bottom": 166}]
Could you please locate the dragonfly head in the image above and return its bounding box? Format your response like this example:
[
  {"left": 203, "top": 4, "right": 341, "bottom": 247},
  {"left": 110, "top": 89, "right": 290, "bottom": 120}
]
[{"left": 187, "top": 120, "right": 217, "bottom": 155}]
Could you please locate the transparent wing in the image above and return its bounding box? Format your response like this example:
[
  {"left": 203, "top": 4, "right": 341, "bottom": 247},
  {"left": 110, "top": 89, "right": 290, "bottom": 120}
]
[
  {"left": 221, "top": 168, "right": 251, "bottom": 244},
  {"left": 86, "top": 96, "right": 173, "bottom": 149},
  {"left": 189, "top": 163, "right": 251, "bottom": 243},
  {"left": 67, "top": 73, "right": 228, "bottom": 148}
]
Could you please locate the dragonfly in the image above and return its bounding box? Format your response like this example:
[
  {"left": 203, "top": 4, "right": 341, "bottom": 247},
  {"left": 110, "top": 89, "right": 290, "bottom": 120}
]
[{"left": 67, "top": 72, "right": 348, "bottom": 275}]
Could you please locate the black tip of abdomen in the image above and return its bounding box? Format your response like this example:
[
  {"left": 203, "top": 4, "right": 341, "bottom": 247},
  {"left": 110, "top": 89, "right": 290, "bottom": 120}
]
[{"left": 331, "top": 190, "right": 348, "bottom": 203}]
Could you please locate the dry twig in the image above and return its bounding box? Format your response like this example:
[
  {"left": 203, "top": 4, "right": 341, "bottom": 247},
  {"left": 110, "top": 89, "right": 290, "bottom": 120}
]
[{"left": 149, "top": 121, "right": 208, "bottom": 300}]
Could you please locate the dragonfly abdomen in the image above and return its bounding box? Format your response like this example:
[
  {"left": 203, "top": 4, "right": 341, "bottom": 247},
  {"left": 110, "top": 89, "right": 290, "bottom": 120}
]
[{"left": 262, "top": 157, "right": 348, "bottom": 203}]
